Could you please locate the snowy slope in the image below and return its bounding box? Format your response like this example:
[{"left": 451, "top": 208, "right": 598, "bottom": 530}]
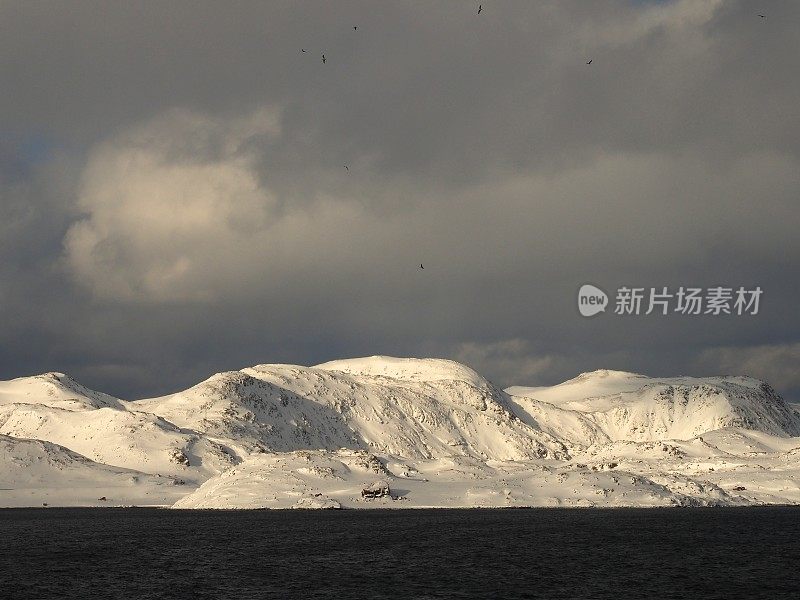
[
  {"left": 136, "top": 358, "right": 568, "bottom": 463},
  {"left": 0, "top": 372, "right": 124, "bottom": 410},
  {"left": 1, "top": 357, "right": 800, "bottom": 508},
  {"left": 507, "top": 370, "right": 800, "bottom": 445},
  {"left": 315, "top": 356, "right": 490, "bottom": 386},
  {"left": 174, "top": 449, "right": 740, "bottom": 509},
  {"left": 0, "top": 434, "right": 186, "bottom": 507},
  {"left": 0, "top": 374, "right": 238, "bottom": 481},
  {"left": 507, "top": 369, "right": 651, "bottom": 404},
  {"left": 135, "top": 370, "right": 363, "bottom": 456}
]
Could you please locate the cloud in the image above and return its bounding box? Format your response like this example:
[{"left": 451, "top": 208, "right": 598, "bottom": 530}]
[
  {"left": 452, "top": 339, "right": 565, "bottom": 388},
  {"left": 0, "top": 0, "right": 798, "bottom": 398},
  {"left": 64, "top": 113, "right": 800, "bottom": 306},
  {"left": 64, "top": 108, "right": 282, "bottom": 301}
]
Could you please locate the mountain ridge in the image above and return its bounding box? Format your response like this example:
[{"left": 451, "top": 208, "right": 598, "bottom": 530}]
[{"left": 1, "top": 356, "right": 799, "bottom": 508}]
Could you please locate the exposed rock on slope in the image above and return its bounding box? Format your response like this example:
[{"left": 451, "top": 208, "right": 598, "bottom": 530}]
[
  {"left": 136, "top": 370, "right": 363, "bottom": 456},
  {"left": 136, "top": 358, "right": 568, "bottom": 462},
  {"left": 241, "top": 358, "right": 569, "bottom": 461}
]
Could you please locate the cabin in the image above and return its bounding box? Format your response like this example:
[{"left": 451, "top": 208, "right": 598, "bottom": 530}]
[{"left": 361, "top": 481, "right": 390, "bottom": 499}]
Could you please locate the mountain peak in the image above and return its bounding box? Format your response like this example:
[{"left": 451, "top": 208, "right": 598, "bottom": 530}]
[
  {"left": 0, "top": 371, "right": 122, "bottom": 410},
  {"left": 314, "top": 356, "right": 491, "bottom": 387},
  {"left": 569, "top": 369, "right": 649, "bottom": 382}
]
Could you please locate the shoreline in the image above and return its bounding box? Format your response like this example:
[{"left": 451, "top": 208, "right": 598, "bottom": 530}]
[{"left": 3, "top": 503, "right": 799, "bottom": 511}]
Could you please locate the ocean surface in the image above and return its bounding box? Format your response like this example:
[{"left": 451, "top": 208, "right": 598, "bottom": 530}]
[{"left": 1, "top": 506, "right": 799, "bottom": 599}]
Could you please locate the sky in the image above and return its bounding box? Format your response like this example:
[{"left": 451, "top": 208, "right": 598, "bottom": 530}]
[{"left": 1, "top": 0, "right": 798, "bottom": 400}]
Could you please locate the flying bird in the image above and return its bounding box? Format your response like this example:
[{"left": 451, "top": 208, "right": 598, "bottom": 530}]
[
  {"left": 322, "top": 54, "right": 326, "bottom": 64},
  {"left": 301, "top": 49, "right": 306, "bottom": 53},
  {"left": 586, "top": 59, "right": 592, "bottom": 65},
  {"left": 420, "top": 264, "right": 424, "bottom": 270},
  {"left": 354, "top": 26, "right": 358, "bottom": 30},
  {"left": 758, "top": 14, "right": 766, "bottom": 18},
  {"left": 478, "top": 5, "right": 482, "bottom": 15},
  {"left": 344, "top": 165, "right": 349, "bottom": 171}
]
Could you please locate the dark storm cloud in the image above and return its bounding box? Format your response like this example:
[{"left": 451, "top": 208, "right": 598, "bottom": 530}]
[{"left": 0, "top": 0, "right": 798, "bottom": 401}]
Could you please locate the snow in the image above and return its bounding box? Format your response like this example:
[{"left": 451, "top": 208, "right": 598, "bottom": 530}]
[
  {"left": 1, "top": 357, "right": 800, "bottom": 509},
  {"left": 0, "top": 372, "right": 125, "bottom": 411},
  {"left": 0, "top": 434, "right": 186, "bottom": 507},
  {"left": 315, "top": 356, "right": 491, "bottom": 387},
  {"left": 507, "top": 369, "right": 652, "bottom": 405},
  {"left": 172, "top": 449, "right": 741, "bottom": 509},
  {"left": 506, "top": 372, "right": 800, "bottom": 444}
]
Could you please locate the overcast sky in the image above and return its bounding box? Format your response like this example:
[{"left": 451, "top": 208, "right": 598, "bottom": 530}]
[{"left": 1, "top": 0, "right": 799, "bottom": 400}]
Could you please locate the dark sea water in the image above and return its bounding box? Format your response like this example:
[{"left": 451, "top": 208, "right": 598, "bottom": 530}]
[{"left": 1, "top": 506, "right": 799, "bottom": 599}]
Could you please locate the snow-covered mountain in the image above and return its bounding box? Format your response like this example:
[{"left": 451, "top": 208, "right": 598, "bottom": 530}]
[
  {"left": 506, "top": 369, "right": 800, "bottom": 445},
  {"left": 0, "top": 373, "right": 236, "bottom": 481},
  {"left": 137, "top": 358, "right": 568, "bottom": 462},
  {"left": 2, "top": 357, "right": 800, "bottom": 509}
]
